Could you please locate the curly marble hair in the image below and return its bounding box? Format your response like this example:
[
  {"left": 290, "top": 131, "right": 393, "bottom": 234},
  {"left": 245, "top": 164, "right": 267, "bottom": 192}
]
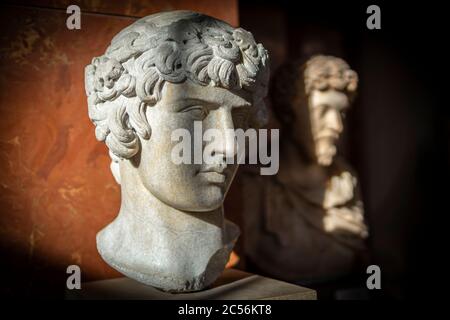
[
  {"left": 304, "top": 55, "right": 358, "bottom": 96},
  {"left": 271, "top": 54, "right": 357, "bottom": 131},
  {"left": 85, "top": 11, "right": 270, "bottom": 161}
]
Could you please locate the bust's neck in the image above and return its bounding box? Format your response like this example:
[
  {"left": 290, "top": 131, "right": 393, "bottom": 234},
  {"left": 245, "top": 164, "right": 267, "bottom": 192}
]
[{"left": 96, "top": 165, "right": 239, "bottom": 292}]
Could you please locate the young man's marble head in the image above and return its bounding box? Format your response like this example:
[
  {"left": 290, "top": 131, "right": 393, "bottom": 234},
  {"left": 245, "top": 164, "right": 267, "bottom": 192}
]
[
  {"left": 272, "top": 55, "right": 358, "bottom": 166},
  {"left": 85, "top": 11, "right": 269, "bottom": 212}
]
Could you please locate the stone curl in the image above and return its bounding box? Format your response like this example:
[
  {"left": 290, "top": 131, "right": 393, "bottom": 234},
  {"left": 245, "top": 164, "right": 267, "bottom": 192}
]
[{"left": 85, "top": 12, "right": 270, "bottom": 160}]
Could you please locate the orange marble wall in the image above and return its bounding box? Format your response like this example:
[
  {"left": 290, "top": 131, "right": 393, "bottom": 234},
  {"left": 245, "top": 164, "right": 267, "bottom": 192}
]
[{"left": 0, "top": 1, "right": 239, "bottom": 297}]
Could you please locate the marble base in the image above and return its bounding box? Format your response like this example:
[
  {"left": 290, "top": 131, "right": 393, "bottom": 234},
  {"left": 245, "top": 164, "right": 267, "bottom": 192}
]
[{"left": 66, "top": 269, "right": 317, "bottom": 300}]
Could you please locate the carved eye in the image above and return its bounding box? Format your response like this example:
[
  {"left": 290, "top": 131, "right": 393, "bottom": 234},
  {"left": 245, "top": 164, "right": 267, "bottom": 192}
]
[{"left": 182, "top": 105, "right": 208, "bottom": 120}]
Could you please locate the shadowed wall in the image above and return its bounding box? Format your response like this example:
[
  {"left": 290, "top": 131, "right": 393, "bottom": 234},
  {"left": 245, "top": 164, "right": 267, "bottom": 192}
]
[{"left": 0, "top": 0, "right": 238, "bottom": 298}]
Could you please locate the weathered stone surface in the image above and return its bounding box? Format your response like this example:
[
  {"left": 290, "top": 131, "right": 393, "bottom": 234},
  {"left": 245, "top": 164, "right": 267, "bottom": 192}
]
[{"left": 84, "top": 11, "right": 269, "bottom": 292}]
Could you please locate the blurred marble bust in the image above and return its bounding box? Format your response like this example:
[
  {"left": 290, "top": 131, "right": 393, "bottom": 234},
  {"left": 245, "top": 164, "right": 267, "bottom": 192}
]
[
  {"left": 84, "top": 11, "right": 269, "bottom": 292},
  {"left": 243, "top": 55, "right": 368, "bottom": 282}
]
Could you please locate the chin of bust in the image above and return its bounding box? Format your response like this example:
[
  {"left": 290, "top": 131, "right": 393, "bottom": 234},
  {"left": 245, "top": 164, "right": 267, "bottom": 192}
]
[{"left": 315, "top": 138, "right": 337, "bottom": 167}]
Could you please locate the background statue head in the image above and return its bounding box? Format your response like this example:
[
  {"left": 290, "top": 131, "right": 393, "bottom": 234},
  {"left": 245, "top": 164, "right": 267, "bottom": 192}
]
[
  {"left": 85, "top": 11, "right": 269, "bottom": 212},
  {"left": 271, "top": 55, "right": 357, "bottom": 166}
]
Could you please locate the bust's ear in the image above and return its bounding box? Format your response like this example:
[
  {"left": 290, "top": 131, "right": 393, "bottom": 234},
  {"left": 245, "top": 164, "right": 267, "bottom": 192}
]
[{"left": 110, "top": 160, "right": 121, "bottom": 185}]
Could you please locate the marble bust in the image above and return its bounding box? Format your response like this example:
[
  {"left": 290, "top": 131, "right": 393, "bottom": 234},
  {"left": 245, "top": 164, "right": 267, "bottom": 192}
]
[
  {"left": 84, "top": 11, "right": 269, "bottom": 292},
  {"left": 243, "top": 55, "right": 368, "bottom": 282}
]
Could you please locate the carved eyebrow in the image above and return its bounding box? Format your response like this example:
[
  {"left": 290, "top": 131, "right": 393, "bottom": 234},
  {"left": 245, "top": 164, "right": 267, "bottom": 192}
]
[
  {"left": 171, "top": 97, "right": 250, "bottom": 111},
  {"left": 172, "top": 98, "right": 217, "bottom": 112},
  {"left": 338, "top": 103, "right": 350, "bottom": 111}
]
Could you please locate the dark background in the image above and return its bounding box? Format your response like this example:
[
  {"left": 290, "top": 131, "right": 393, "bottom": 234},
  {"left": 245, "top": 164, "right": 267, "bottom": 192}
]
[{"left": 238, "top": 0, "right": 446, "bottom": 299}]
